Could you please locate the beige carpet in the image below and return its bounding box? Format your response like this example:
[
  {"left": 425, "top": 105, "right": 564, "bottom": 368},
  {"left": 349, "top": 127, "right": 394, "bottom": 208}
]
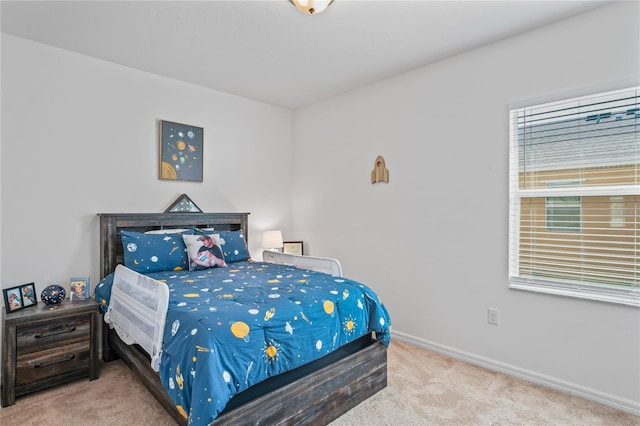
[{"left": 0, "top": 340, "right": 637, "bottom": 425}]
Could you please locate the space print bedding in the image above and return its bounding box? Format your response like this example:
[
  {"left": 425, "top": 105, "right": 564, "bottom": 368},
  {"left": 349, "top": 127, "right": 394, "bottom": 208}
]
[{"left": 95, "top": 259, "right": 391, "bottom": 425}]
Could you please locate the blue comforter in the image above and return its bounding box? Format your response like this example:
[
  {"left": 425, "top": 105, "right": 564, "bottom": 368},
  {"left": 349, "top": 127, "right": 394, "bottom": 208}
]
[{"left": 95, "top": 260, "right": 391, "bottom": 425}]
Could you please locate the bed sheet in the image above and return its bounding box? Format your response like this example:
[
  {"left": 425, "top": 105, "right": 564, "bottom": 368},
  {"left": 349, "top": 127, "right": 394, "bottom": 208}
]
[{"left": 95, "top": 260, "right": 391, "bottom": 425}]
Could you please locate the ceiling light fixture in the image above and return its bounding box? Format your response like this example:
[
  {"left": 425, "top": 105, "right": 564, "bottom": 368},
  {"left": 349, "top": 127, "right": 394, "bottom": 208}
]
[{"left": 289, "top": 0, "right": 333, "bottom": 15}]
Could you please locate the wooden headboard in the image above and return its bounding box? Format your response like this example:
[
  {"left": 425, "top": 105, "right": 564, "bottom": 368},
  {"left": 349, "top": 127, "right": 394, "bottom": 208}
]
[{"left": 98, "top": 212, "right": 249, "bottom": 280}]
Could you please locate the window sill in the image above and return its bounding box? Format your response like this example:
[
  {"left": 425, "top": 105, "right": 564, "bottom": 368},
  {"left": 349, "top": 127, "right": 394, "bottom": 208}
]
[{"left": 509, "top": 277, "right": 639, "bottom": 307}]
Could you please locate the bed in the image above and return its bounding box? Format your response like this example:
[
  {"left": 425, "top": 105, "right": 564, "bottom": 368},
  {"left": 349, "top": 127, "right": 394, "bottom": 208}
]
[{"left": 96, "top": 212, "right": 390, "bottom": 425}]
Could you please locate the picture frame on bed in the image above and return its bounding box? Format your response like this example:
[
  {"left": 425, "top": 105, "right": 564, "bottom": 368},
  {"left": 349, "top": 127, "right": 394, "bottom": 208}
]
[
  {"left": 283, "top": 241, "right": 304, "bottom": 256},
  {"left": 69, "top": 277, "right": 90, "bottom": 301},
  {"left": 159, "top": 120, "right": 204, "bottom": 182},
  {"left": 3, "top": 282, "right": 37, "bottom": 314}
]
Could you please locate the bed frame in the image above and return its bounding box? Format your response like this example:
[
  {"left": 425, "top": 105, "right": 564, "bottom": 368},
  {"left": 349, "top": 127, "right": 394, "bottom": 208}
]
[{"left": 98, "top": 212, "right": 387, "bottom": 425}]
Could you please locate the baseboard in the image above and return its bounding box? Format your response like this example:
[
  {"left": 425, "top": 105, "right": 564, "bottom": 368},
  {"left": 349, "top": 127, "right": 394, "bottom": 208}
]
[{"left": 392, "top": 330, "right": 640, "bottom": 417}]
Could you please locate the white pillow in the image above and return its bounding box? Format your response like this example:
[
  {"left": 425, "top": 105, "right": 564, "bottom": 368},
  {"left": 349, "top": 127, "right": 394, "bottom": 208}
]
[{"left": 144, "top": 228, "right": 190, "bottom": 235}]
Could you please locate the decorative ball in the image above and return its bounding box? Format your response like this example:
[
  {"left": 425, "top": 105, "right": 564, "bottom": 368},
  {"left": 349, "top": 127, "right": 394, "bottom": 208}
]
[{"left": 40, "top": 284, "right": 66, "bottom": 305}]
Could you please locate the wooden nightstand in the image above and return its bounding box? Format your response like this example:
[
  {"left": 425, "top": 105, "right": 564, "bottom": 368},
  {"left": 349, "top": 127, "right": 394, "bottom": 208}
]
[{"left": 1, "top": 299, "right": 100, "bottom": 406}]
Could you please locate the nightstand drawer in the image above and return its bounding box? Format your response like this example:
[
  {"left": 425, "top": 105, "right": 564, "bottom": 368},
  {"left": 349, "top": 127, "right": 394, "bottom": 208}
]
[
  {"left": 16, "top": 341, "right": 91, "bottom": 386},
  {"left": 16, "top": 315, "right": 91, "bottom": 355}
]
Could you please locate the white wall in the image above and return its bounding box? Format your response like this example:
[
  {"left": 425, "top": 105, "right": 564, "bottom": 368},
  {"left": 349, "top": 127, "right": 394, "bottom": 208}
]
[
  {"left": 0, "top": 34, "right": 294, "bottom": 293},
  {"left": 291, "top": 2, "right": 640, "bottom": 413}
]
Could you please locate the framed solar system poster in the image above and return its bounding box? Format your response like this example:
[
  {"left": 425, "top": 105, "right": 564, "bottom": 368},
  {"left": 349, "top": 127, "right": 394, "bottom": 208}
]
[{"left": 159, "top": 120, "right": 204, "bottom": 181}]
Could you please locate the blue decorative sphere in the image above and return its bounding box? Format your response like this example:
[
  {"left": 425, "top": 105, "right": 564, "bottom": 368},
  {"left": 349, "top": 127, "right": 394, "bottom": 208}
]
[{"left": 40, "top": 285, "right": 66, "bottom": 305}]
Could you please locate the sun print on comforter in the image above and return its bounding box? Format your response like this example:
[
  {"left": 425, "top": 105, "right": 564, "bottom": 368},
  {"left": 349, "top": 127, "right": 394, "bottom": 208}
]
[{"left": 95, "top": 260, "right": 391, "bottom": 425}]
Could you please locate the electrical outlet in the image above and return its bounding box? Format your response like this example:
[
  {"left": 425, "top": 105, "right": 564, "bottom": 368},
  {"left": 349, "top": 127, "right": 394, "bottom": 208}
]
[{"left": 488, "top": 308, "right": 500, "bottom": 325}]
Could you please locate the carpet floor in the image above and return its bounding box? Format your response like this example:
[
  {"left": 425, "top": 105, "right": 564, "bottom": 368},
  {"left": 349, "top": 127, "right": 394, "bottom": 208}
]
[{"left": 0, "top": 340, "right": 637, "bottom": 425}]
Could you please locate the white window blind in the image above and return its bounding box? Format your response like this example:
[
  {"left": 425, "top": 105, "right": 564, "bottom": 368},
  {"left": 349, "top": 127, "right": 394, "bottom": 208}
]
[{"left": 509, "top": 86, "right": 639, "bottom": 306}]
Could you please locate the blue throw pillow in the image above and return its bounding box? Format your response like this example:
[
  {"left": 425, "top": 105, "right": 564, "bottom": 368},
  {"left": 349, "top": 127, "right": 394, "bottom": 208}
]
[
  {"left": 121, "top": 230, "right": 191, "bottom": 273},
  {"left": 193, "top": 229, "right": 251, "bottom": 263}
]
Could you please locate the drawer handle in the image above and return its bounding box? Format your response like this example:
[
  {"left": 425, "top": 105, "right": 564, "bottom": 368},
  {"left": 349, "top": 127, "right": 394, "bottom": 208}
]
[
  {"left": 34, "top": 355, "right": 76, "bottom": 368},
  {"left": 33, "top": 326, "right": 76, "bottom": 339}
]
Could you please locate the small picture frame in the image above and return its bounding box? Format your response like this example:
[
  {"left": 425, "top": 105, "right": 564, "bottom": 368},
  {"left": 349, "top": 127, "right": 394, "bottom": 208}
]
[
  {"left": 69, "top": 277, "right": 90, "bottom": 301},
  {"left": 283, "top": 241, "right": 304, "bottom": 256},
  {"left": 3, "top": 282, "right": 37, "bottom": 314}
]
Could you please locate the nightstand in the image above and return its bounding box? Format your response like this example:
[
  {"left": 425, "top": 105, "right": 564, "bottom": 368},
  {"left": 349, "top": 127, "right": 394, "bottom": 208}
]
[{"left": 1, "top": 299, "right": 100, "bottom": 406}]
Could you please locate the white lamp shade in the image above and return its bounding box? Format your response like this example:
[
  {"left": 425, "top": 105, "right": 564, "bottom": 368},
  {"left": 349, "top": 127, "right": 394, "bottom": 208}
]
[{"left": 263, "top": 230, "right": 284, "bottom": 249}]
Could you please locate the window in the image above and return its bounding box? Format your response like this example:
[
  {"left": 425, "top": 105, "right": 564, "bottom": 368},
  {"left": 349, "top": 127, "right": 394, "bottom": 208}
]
[
  {"left": 509, "top": 86, "right": 639, "bottom": 306},
  {"left": 545, "top": 181, "right": 581, "bottom": 232},
  {"left": 546, "top": 196, "right": 581, "bottom": 231}
]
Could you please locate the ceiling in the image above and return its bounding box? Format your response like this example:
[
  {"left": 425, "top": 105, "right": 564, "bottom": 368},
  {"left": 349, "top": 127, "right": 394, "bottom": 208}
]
[{"left": 1, "top": 0, "right": 609, "bottom": 109}]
